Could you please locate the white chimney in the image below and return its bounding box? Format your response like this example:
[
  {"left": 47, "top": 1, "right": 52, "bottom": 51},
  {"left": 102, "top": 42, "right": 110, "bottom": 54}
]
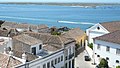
[
  {"left": 9, "top": 50, "right": 13, "bottom": 56},
  {"left": 4, "top": 48, "right": 7, "bottom": 54},
  {"left": 22, "top": 52, "right": 27, "bottom": 63}
]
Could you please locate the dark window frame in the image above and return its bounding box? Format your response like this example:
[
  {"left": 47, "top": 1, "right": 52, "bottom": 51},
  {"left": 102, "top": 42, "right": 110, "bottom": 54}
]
[
  {"left": 39, "top": 44, "right": 42, "bottom": 50},
  {"left": 106, "top": 46, "right": 110, "bottom": 52}
]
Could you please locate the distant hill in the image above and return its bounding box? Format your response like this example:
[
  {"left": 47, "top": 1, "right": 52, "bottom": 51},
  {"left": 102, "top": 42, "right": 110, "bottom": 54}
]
[{"left": 0, "top": 2, "right": 120, "bottom": 7}]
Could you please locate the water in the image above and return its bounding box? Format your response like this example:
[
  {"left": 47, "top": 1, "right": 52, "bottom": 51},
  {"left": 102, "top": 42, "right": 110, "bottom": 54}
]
[{"left": 0, "top": 4, "right": 120, "bottom": 30}]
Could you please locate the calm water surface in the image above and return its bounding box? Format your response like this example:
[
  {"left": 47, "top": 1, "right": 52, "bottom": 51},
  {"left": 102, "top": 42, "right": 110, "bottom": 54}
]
[{"left": 0, "top": 4, "right": 120, "bottom": 30}]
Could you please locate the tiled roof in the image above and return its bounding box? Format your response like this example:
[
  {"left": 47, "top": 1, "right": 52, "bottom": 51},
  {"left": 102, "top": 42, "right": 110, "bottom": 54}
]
[
  {"left": 0, "top": 53, "right": 22, "bottom": 68},
  {"left": 25, "top": 32, "right": 75, "bottom": 46},
  {"left": 100, "top": 21, "right": 120, "bottom": 32},
  {"left": 38, "top": 24, "right": 48, "bottom": 29},
  {"left": 43, "top": 44, "right": 61, "bottom": 52},
  {"left": 0, "top": 29, "right": 9, "bottom": 37},
  {"left": 0, "top": 28, "right": 20, "bottom": 37},
  {"left": 13, "top": 34, "right": 42, "bottom": 45},
  {"left": 94, "top": 30, "right": 120, "bottom": 45},
  {"left": 1, "top": 21, "right": 48, "bottom": 30},
  {"left": 61, "top": 28, "right": 85, "bottom": 39},
  {"left": 13, "top": 50, "right": 38, "bottom": 61},
  {"left": 25, "top": 32, "right": 75, "bottom": 52},
  {"left": 24, "top": 32, "right": 51, "bottom": 44}
]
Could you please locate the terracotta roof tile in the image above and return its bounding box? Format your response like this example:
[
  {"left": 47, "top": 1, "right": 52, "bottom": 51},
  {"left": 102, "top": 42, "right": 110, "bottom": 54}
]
[
  {"left": 13, "top": 34, "right": 42, "bottom": 45},
  {"left": 100, "top": 21, "right": 120, "bottom": 32},
  {"left": 94, "top": 30, "right": 120, "bottom": 45},
  {"left": 61, "top": 28, "right": 85, "bottom": 39},
  {"left": 38, "top": 24, "right": 48, "bottom": 29},
  {"left": 0, "top": 53, "right": 22, "bottom": 68}
]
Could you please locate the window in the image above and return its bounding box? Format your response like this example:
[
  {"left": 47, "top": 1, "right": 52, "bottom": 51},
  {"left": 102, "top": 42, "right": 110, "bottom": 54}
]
[
  {"left": 39, "top": 44, "right": 42, "bottom": 50},
  {"left": 69, "top": 47, "right": 71, "bottom": 55},
  {"left": 97, "top": 44, "right": 100, "bottom": 50},
  {"left": 51, "top": 60, "right": 54, "bottom": 66},
  {"left": 47, "top": 62, "right": 50, "bottom": 68},
  {"left": 32, "top": 47, "right": 36, "bottom": 55},
  {"left": 58, "top": 57, "right": 60, "bottom": 63},
  {"left": 61, "top": 56, "right": 63, "bottom": 61},
  {"left": 97, "top": 26, "right": 100, "bottom": 30},
  {"left": 116, "top": 60, "right": 119, "bottom": 63},
  {"left": 97, "top": 55, "right": 100, "bottom": 57},
  {"left": 106, "top": 46, "right": 110, "bottom": 52},
  {"left": 65, "top": 63, "right": 67, "bottom": 68},
  {"left": 55, "top": 58, "right": 57, "bottom": 64},
  {"left": 106, "top": 57, "right": 109, "bottom": 60},
  {"left": 43, "top": 64, "right": 46, "bottom": 68},
  {"left": 81, "top": 40, "right": 82, "bottom": 47},
  {"left": 65, "top": 56, "right": 67, "bottom": 60},
  {"left": 116, "top": 48, "right": 120, "bottom": 55}
]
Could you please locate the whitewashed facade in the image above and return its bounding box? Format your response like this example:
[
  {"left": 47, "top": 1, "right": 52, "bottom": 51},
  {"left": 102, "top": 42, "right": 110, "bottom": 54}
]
[
  {"left": 86, "top": 23, "right": 109, "bottom": 44},
  {"left": 16, "top": 41, "right": 75, "bottom": 68},
  {"left": 0, "top": 36, "right": 12, "bottom": 52},
  {"left": 94, "top": 39, "right": 120, "bottom": 68},
  {"left": 86, "top": 23, "right": 109, "bottom": 59}
]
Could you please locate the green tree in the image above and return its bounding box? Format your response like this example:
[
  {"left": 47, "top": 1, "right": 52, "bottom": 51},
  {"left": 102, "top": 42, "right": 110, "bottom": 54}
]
[
  {"left": 99, "top": 58, "right": 109, "bottom": 68},
  {"left": 116, "top": 66, "right": 120, "bottom": 68}
]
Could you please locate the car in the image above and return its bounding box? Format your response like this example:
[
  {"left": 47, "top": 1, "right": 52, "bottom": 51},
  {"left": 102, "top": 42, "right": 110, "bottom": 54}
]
[
  {"left": 84, "top": 55, "right": 91, "bottom": 61},
  {"left": 84, "top": 50, "right": 91, "bottom": 61}
]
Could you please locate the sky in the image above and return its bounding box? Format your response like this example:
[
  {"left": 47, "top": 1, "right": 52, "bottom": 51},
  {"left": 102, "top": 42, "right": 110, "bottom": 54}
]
[{"left": 0, "top": 0, "right": 120, "bottom": 3}]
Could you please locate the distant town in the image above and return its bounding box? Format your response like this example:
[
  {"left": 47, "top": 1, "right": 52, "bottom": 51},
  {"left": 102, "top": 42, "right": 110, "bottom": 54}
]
[{"left": 0, "top": 2, "right": 120, "bottom": 7}]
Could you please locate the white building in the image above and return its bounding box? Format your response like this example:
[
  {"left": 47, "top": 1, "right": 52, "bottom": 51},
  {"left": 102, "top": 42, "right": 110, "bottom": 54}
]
[
  {"left": 86, "top": 21, "right": 120, "bottom": 44},
  {"left": 94, "top": 30, "right": 120, "bottom": 68},
  {"left": 86, "top": 21, "right": 120, "bottom": 59}
]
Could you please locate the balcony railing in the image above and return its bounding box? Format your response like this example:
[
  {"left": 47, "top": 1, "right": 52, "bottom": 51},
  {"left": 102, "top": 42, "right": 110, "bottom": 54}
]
[{"left": 69, "top": 53, "right": 74, "bottom": 59}]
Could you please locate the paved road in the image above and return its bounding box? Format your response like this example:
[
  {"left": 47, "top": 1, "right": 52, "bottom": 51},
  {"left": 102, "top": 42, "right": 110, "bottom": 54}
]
[{"left": 75, "top": 50, "right": 96, "bottom": 68}]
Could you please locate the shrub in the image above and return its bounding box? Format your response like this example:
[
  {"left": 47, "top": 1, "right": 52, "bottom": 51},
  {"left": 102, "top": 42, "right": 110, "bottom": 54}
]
[
  {"left": 116, "top": 66, "right": 120, "bottom": 68},
  {"left": 51, "top": 31, "right": 61, "bottom": 35},
  {"left": 99, "top": 58, "right": 109, "bottom": 68},
  {"left": 88, "top": 43, "right": 93, "bottom": 50}
]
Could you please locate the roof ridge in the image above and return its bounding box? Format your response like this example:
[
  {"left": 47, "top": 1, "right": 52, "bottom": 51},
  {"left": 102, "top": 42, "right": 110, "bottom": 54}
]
[{"left": 58, "top": 36, "right": 64, "bottom": 45}]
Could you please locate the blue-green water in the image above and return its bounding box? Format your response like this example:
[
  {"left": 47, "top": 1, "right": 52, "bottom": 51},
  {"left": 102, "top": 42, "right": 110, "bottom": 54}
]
[{"left": 0, "top": 4, "right": 120, "bottom": 30}]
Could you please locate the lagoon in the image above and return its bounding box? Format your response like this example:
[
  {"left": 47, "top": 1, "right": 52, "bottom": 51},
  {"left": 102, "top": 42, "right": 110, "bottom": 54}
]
[{"left": 0, "top": 4, "right": 120, "bottom": 30}]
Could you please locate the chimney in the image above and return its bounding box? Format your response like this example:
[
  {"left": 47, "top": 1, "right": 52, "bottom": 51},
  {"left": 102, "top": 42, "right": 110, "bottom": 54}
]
[
  {"left": 9, "top": 50, "right": 13, "bottom": 56},
  {"left": 22, "top": 52, "right": 27, "bottom": 63},
  {"left": 4, "top": 48, "right": 7, "bottom": 54}
]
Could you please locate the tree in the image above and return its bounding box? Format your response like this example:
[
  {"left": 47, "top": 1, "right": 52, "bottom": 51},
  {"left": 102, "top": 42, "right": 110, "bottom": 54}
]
[{"left": 99, "top": 58, "right": 109, "bottom": 68}]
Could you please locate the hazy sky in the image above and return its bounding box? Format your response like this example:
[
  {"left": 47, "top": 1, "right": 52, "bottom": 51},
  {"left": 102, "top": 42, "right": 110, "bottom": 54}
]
[{"left": 0, "top": 0, "right": 120, "bottom": 3}]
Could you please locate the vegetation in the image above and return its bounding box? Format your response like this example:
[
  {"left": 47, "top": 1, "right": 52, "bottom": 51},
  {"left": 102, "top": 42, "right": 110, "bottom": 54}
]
[
  {"left": 88, "top": 43, "right": 93, "bottom": 50},
  {"left": 98, "top": 58, "right": 109, "bottom": 68},
  {"left": 51, "top": 31, "right": 61, "bottom": 35},
  {"left": 116, "top": 66, "right": 120, "bottom": 68},
  {"left": 75, "top": 43, "right": 80, "bottom": 49}
]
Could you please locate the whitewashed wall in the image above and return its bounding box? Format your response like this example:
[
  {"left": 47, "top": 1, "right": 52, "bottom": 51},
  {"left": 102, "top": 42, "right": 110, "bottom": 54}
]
[{"left": 94, "top": 40, "right": 120, "bottom": 68}]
